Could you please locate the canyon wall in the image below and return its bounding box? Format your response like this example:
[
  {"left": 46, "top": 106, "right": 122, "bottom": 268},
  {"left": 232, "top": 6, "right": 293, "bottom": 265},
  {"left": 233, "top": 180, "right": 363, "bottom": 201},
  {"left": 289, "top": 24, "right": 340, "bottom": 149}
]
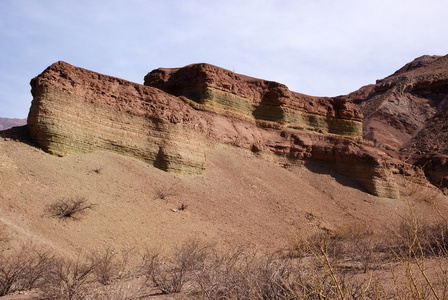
[
  {"left": 144, "top": 63, "right": 363, "bottom": 137},
  {"left": 28, "top": 62, "right": 207, "bottom": 175},
  {"left": 28, "top": 61, "right": 411, "bottom": 198}
]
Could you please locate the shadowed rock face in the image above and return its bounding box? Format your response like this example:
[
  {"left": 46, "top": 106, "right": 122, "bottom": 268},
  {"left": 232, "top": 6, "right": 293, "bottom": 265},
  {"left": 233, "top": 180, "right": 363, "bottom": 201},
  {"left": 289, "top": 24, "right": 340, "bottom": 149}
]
[
  {"left": 348, "top": 54, "right": 448, "bottom": 193},
  {"left": 28, "top": 61, "right": 421, "bottom": 198},
  {"left": 349, "top": 55, "right": 448, "bottom": 152}
]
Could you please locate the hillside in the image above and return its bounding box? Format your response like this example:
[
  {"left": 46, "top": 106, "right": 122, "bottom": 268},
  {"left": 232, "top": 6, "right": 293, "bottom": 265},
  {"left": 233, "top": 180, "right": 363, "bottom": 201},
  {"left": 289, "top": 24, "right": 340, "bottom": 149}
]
[
  {"left": 0, "top": 117, "right": 26, "bottom": 131},
  {"left": 2, "top": 57, "right": 447, "bottom": 253},
  {"left": 1, "top": 57, "right": 448, "bottom": 298},
  {"left": 348, "top": 54, "right": 448, "bottom": 153},
  {"left": 2, "top": 126, "right": 432, "bottom": 254},
  {"left": 347, "top": 54, "right": 448, "bottom": 194}
]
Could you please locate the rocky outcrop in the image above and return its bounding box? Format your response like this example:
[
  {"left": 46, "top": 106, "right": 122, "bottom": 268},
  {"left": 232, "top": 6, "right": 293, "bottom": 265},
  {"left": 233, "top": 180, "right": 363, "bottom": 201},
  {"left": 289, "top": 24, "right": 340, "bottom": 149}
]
[
  {"left": 349, "top": 55, "right": 448, "bottom": 151},
  {"left": 145, "top": 63, "right": 363, "bottom": 137},
  {"left": 28, "top": 62, "right": 208, "bottom": 175},
  {"left": 28, "top": 61, "right": 415, "bottom": 198},
  {"left": 348, "top": 54, "right": 448, "bottom": 193},
  {"left": 410, "top": 153, "right": 448, "bottom": 195}
]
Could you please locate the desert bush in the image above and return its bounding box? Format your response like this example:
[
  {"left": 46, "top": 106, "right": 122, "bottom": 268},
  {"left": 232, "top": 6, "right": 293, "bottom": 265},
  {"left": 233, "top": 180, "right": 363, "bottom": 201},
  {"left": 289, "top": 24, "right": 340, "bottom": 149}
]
[
  {"left": 92, "top": 166, "right": 103, "bottom": 174},
  {"left": 46, "top": 196, "right": 95, "bottom": 220},
  {"left": 178, "top": 203, "right": 189, "bottom": 211},
  {"left": 141, "top": 238, "right": 209, "bottom": 294},
  {"left": 0, "top": 243, "right": 54, "bottom": 296},
  {"left": 192, "top": 244, "right": 383, "bottom": 300},
  {"left": 385, "top": 209, "right": 448, "bottom": 300},
  {"left": 389, "top": 211, "right": 448, "bottom": 259},
  {"left": 41, "top": 251, "right": 102, "bottom": 300},
  {"left": 91, "top": 247, "right": 134, "bottom": 285}
]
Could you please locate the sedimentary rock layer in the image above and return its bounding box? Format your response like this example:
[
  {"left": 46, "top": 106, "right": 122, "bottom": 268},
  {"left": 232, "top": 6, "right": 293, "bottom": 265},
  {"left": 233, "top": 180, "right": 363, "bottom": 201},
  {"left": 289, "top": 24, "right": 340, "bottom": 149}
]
[
  {"left": 145, "top": 63, "right": 363, "bottom": 137},
  {"left": 349, "top": 55, "right": 448, "bottom": 151},
  {"left": 28, "top": 61, "right": 411, "bottom": 198},
  {"left": 28, "top": 62, "right": 207, "bottom": 175},
  {"left": 348, "top": 54, "right": 448, "bottom": 193}
]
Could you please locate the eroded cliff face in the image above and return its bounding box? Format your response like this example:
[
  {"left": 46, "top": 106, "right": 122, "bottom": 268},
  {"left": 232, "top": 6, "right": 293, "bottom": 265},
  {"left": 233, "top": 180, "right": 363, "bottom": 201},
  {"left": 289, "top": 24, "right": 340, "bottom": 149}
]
[
  {"left": 28, "top": 62, "right": 208, "bottom": 175},
  {"left": 348, "top": 54, "right": 448, "bottom": 194},
  {"left": 349, "top": 55, "right": 448, "bottom": 152},
  {"left": 28, "top": 61, "right": 413, "bottom": 198},
  {"left": 144, "top": 63, "right": 363, "bottom": 137}
]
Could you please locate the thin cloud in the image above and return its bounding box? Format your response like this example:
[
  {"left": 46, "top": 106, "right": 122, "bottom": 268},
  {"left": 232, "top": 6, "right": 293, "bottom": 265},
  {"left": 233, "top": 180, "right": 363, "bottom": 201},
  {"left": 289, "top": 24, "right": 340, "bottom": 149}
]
[{"left": 1, "top": 0, "right": 447, "bottom": 117}]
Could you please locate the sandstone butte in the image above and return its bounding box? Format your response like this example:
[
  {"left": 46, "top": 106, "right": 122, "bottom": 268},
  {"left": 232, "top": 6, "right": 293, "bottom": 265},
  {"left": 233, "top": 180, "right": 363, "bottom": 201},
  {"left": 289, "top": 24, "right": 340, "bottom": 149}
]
[{"left": 28, "top": 61, "right": 427, "bottom": 199}]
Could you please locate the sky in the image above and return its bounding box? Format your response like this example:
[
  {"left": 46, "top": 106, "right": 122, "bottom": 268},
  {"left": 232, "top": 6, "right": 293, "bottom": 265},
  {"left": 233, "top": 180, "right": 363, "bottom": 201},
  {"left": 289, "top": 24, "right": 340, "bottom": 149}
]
[{"left": 1, "top": 0, "right": 447, "bottom": 118}]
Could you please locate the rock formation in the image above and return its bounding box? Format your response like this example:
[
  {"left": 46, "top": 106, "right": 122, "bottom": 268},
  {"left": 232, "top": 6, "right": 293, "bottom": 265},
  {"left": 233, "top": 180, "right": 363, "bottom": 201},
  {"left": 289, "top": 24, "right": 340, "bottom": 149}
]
[
  {"left": 144, "top": 63, "right": 363, "bottom": 137},
  {"left": 348, "top": 54, "right": 448, "bottom": 193},
  {"left": 28, "top": 62, "right": 208, "bottom": 175},
  {"left": 348, "top": 55, "right": 448, "bottom": 152},
  {"left": 28, "top": 61, "right": 425, "bottom": 198}
]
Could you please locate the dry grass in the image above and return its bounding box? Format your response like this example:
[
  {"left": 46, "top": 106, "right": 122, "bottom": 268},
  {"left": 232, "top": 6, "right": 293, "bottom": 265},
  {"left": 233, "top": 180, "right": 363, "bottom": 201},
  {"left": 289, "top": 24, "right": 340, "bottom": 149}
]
[
  {"left": 0, "top": 221, "right": 447, "bottom": 300},
  {"left": 153, "top": 183, "right": 178, "bottom": 201}
]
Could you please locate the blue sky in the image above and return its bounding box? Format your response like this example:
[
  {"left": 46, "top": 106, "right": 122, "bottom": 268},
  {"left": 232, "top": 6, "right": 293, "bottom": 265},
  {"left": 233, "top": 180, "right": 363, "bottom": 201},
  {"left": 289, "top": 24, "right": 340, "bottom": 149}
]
[{"left": 1, "top": 0, "right": 447, "bottom": 118}]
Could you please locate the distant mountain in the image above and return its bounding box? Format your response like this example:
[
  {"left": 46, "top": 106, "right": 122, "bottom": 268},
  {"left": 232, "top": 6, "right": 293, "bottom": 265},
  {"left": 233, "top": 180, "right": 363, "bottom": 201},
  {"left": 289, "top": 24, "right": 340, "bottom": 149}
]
[
  {"left": 0, "top": 117, "right": 27, "bottom": 131},
  {"left": 347, "top": 54, "right": 448, "bottom": 154},
  {"left": 346, "top": 54, "right": 448, "bottom": 193}
]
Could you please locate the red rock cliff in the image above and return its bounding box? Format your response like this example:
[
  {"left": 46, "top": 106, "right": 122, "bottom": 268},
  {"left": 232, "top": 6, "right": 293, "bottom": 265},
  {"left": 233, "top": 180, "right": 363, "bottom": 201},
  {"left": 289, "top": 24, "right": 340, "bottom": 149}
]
[{"left": 28, "top": 61, "right": 416, "bottom": 198}]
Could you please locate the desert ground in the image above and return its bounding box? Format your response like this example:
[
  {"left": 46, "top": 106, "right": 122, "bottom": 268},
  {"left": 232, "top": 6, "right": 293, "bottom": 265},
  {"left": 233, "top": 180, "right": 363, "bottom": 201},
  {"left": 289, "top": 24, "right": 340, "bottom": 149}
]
[{"left": 1, "top": 127, "right": 448, "bottom": 299}]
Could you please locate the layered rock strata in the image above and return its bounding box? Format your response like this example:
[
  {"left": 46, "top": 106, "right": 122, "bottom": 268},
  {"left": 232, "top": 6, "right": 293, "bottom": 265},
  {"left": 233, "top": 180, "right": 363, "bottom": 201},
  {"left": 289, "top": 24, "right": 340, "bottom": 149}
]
[
  {"left": 349, "top": 55, "right": 448, "bottom": 151},
  {"left": 144, "top": 63, "right": 363, "bottom": 137},
  {"left": 28, "top": 61, "right": 411, "bottom": 198},
  {"left": 28, "top": 62, "right": 207, "bottom": 175},
  {"left": 348, "top": 54, "right": 448, "bottom": 193}
]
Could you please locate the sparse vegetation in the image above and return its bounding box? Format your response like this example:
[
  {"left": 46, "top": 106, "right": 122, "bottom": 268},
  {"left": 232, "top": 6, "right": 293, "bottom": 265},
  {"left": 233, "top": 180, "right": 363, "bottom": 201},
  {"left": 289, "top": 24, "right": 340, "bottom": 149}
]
[
  {"left": 42, "top": 252, "right": 99, "bottom": 300},
  {"left": 0, "top": 243, "right": 54, "bottom": 296},
  {"left": 91, "top": 247, "right": 133, "bottom": 286},
  {"left": 140, "top": 239, "right": 209, "bottom": 294},
  {"left": 177, "top": 203, "right": 189, "bottom": 211},
  {"left": 46, "top": 197, "right": 96, "bottom": 220},
  {"left": 92, "top": 166, "right": 103, "bottom": 174},
  {"left": 0, "top": 204, "right": 447, "bottom": 299},
  {"left": 153, "top": 183, "right": 178, "bottom": 200}
]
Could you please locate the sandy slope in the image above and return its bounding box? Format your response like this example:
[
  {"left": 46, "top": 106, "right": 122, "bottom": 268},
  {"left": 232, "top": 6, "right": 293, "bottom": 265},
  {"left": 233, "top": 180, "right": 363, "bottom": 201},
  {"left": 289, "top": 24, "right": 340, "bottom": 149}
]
[{"left": 1, "top": 130, "right": 447, "bottom": 257}]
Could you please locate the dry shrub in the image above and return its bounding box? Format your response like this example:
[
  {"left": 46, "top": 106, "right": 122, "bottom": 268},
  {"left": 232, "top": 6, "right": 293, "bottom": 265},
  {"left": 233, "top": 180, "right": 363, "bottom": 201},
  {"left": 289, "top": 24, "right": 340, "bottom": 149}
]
[
  {"left": 0, "top": 243, "right": 54, "bottom": 296},
  {"left": 41, "top": 252, "right": 98, "bottom": 300},
  {"left": 192, "top": 244, "right": 380, "bottom": 300},
  {"left": 178, "top": 203, "right": 189, "bottom": 211},
  {"left": 153, "top": 183, "right": 178, "bottom": 200},
  {"left": 192, "top": 246, "right": 259, "bottom": 299},
  {"left": 381, "top": 205, "right": 448, "bottom": 300},
  {"left": 141, "top": 238, "right": 209, "bottom": 294},
  {"left": 91, "top": 247, "right": 134, "bottom": 285},
  {"left": 46, "top": 196, "right": 95, "bottom": 220},
  {"left": 389, "top": 211, "right": 448, "bottom": 258}
]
